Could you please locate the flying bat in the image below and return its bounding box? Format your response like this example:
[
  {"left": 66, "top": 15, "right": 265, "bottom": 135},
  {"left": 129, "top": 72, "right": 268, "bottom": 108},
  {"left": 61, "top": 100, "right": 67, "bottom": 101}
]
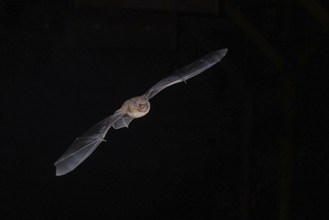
[{"left": 54, "top": 48, "right": 228, "bottom": 176}]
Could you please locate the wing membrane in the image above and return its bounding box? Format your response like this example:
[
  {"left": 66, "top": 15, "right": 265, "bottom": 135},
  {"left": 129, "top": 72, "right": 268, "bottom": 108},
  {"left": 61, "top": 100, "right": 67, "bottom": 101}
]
[
  {"left": 144, "top": 48, "right": 228, "bottom": 99},
  {"left": 112, "top": 115, "right": 134, "bottom": 129},
  {"left": 54, "top": 111, "right": 125, "bottom": 176}
]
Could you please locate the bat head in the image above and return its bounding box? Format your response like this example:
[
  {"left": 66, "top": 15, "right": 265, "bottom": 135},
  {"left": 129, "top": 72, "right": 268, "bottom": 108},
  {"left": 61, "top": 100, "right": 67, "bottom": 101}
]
[{"left": 127, "top": 95, "right": 151, "bottom": 118}]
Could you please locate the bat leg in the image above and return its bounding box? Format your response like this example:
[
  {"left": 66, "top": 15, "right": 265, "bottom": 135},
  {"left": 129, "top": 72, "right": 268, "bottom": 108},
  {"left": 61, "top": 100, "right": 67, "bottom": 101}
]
[{"left": 112, "top": 115, "right": 134, "bottom": 129}]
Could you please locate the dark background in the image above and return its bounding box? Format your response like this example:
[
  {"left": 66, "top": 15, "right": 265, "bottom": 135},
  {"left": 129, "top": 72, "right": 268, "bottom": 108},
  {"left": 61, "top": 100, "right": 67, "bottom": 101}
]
[{"left": 1, "top": 0, "right": 328, "bottom": 219}]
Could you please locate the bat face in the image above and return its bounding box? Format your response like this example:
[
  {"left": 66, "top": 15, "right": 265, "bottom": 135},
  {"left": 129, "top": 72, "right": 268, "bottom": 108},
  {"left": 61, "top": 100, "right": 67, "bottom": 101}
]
[{"left": 126, "top": 96, "right": 150, "bottom": 118}]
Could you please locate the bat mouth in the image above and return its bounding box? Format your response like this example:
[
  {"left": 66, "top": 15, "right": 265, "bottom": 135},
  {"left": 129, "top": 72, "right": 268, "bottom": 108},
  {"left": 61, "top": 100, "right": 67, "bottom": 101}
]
[{"left": 137, "top": 105, "right": 148, "bottom": 112}]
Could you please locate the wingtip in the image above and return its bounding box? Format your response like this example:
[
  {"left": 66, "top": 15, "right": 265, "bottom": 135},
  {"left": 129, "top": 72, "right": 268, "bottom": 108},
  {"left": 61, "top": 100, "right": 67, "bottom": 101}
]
[
  {"left": 55, "top": 168, "right": 69, "bottom": 176},
  {"left": 54, "top": 162, "right": 72, "bottom": 176},
  {"left": 55, "top": 172, "right": 62, "bottom": 176},
  {"left": 219, "top": 48, "right": 228, "bottom": 56},
  {"left": 54, "top": 165, "right": 65, "bottom": 176},
  {"left": 211, "top": 48, "right": 228, "bottom": 61}
]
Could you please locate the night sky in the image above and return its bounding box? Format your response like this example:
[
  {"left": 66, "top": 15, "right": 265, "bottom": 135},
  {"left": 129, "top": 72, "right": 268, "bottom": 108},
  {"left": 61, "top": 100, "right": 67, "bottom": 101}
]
[{"left": 1, "top": 1, "right": 328, "bottom": 219}]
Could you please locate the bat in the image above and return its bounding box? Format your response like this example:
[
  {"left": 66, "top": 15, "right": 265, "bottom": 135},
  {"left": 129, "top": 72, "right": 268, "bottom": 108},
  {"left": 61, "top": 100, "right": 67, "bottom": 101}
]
[{"left": 54, "top": 48, "right": 228, "bottom": 176}]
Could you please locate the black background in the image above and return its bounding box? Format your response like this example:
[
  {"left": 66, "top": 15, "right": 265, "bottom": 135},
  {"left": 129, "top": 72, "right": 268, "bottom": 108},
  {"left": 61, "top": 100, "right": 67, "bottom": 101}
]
[{"left": 1, "top": 0, "right": 328, "bottom": 219}]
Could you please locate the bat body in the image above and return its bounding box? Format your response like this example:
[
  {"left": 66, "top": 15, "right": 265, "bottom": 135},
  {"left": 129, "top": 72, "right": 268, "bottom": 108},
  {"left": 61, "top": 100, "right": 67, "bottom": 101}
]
[{"left": 54, "top": 48, "right": 228, "bottom": 176}]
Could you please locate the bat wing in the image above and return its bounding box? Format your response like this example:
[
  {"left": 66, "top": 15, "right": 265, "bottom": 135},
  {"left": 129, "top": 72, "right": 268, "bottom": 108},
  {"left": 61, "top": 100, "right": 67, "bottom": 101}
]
[
  {"left": 54, "top": 110, "right": 125, "bottom": 176},
  {"left": 112, "top": 115, "right": 134, "bottom": 129},
  {"left": 144, "top": 48, "right": 228, "bottom": 99}
]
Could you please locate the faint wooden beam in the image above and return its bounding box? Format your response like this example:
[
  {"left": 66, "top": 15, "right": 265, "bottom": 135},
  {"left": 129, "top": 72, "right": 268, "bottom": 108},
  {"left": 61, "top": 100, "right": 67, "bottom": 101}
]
[{"left": 76, "top": 0, "right": 219, "bottom": 14}]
